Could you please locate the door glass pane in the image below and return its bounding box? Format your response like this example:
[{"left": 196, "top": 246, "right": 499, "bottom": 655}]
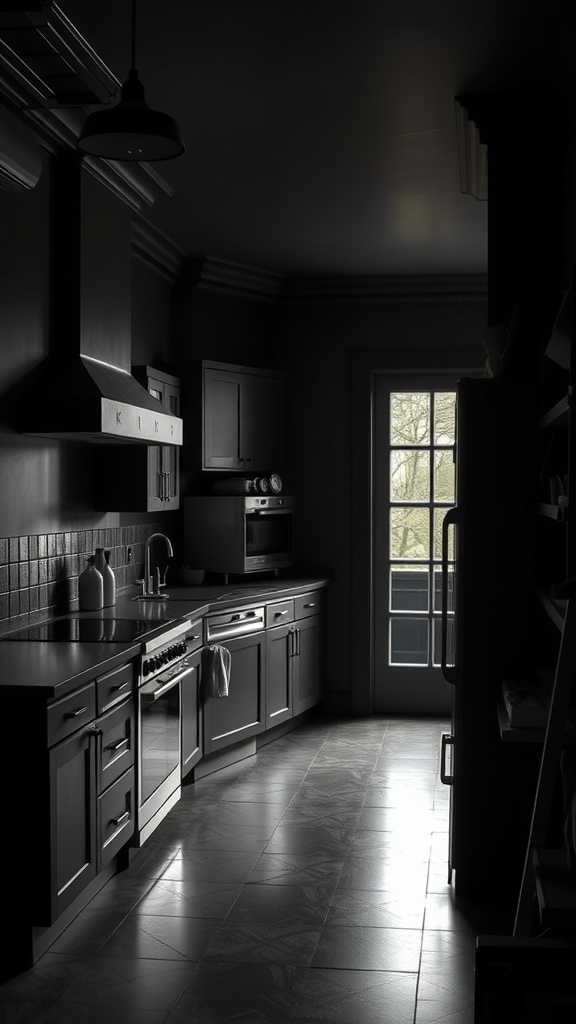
[
  {"left": 391, "top": 393, "right": 431, "bottom": 446},
  {"left": 434, "top": 392, "right": 456, "bottom": 444},
  {"left": 434, "top": 450, "right": 455, "bottom": 503},
  {"left": 390, "top": 449, "right": 430, "bottom": 501},
  {"left": 390, "top": 508, "right": 430, "bottom": 559},
  {"left": 386, "top": 388, "right": 456, "bottom": 674},
  {"left": 390, "top": 617, "right": 429, "bottom": 665},
  {"left": 390, "top": 565, "right": 429, "bottom": 611}
]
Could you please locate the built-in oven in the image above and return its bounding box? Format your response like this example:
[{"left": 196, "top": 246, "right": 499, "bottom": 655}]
[
  {"left": 184, "top": 494, "right": 294, "bottom": 580},
  {"left": 134, "top": 618, "right": 194, "bottom": 845}
]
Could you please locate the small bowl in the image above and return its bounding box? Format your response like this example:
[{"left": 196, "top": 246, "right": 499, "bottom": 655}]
[{"left": 180, "top": 567, "right": 206, "bottom": 586}]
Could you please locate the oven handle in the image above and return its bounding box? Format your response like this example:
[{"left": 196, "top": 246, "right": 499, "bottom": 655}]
[
  {"left": 246, "top": 509, "right": 291, "bottom": 516},
  {"left": 143, "top": 663, "right": 195, "bottom": 701}
]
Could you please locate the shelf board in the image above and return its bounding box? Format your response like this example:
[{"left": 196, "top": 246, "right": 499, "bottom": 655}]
[
  {"left": 497, "top": 700, "right": 546, "bottom": 743},
  {"left": 538, "top": 502, "right": 565, "bottom": 521},
  {"left": 540, "top": 394, "right": 570, "bottom": 429}
]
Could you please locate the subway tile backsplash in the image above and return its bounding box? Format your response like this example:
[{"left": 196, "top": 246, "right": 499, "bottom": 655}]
[{"left": 0, "top": 522, "right": 167, "bottom": 624}]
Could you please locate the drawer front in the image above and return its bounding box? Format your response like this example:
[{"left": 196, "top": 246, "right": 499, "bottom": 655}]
[
  {"left": 98, "top": 697, "right": 135, "bottom": 794},
  {"left": 186, "top": 618, "right": 204, "bottom": 653},
  {"left": 294, "top": 591, "right": 323, "bottom": 620},
  {"left": 265, "top": 599, "right": 294, "bottom": 629},
  {"left": 98, "top": 766, "right": 135, "bottom": 869},
  {"left": 97, "top": 662, "right": 134, "bottom": 715},
  {"left": 47, "top": 683, "right": 96, "bottom": 747}
]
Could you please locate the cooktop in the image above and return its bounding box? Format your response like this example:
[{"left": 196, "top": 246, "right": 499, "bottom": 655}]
[{"left": 0, "top": 617, "right": 174, "bottom": 643}]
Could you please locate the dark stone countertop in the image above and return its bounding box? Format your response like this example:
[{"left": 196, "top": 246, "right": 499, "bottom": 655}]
[{"left": 0, "top": 577, "right": 329, "bottom": 699}]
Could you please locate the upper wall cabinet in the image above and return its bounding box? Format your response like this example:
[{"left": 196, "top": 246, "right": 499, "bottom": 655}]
[
  {"left": 95, "top": 366, "right": 181, "bottom": 512},
  {"left": 202, "top": 361, "right": 284, "bottom": 472}
]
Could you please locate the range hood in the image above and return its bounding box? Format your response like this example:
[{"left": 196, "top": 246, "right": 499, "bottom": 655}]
[{"left": 22, "top": 156, "right": 182, "bottom": 446}]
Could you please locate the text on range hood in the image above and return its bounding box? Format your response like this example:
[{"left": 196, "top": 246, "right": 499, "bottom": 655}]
[{"left": 22, "top": 156, "right": 182, "bottom": 446}]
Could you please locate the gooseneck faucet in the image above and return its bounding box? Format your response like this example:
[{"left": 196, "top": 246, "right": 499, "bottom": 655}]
[{"left": 141, "top": 532, "right": 173, "bottom": 599}]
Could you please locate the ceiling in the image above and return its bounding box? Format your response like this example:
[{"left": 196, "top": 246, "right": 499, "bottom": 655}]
[{"left": 61, "top": 0, "right": 576, "bottom": 278}]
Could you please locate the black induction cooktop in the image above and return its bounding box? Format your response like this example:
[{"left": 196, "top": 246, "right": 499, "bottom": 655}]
[{"left": 0, "top": 617, "right": 174, "bottom": 643}]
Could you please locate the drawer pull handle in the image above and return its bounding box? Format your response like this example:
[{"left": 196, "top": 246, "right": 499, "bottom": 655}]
[
  {"left": 65, "top": 706, "right": 88, "bottom": 718},
  {"left": 110, "top": 681, "right": 131, "bottom": 693},
  {"left": 276, "top": 610, "right": 288, "bottom": 617},
  {"left": 304, "top": 602, "right": 316, "bottom": 608},
  {"left": 190, "top": 634, "right": 201, "bottom": 640},
  {"left": 109, "top": 738, "right": 129, "bottom": 752},
  {"left": 110, "top": 810, "right": 130, "bottom": 828}
]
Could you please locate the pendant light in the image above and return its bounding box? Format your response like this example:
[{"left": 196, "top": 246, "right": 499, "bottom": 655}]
[{"left": 78, "top": 0, "right": 184, "bottom": 162}]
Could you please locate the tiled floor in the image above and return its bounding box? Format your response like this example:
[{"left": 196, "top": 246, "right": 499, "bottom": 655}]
[{"left": 0, "top": 716, "right": 491, "bottom": 1023}]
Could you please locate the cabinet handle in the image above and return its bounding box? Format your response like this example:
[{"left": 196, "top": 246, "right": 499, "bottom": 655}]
[
  {"left": 65, "top": 706, "right": 88, "bottom": 718},
  {"left": 190, "top": 634, "right": 201, "bottom": 641},
  {"left": 110, "top": 681, "right": 131, "bottom": 693},
  {"left": 109, "top": 737, "right": 129, "bottom": 752},
  {"left": 296, "top": 628, "right": 301, "bottom": 655},
  {"left": 110, "top": 810, "right": 130, "bottom": 828},
  {"left": 303, "top": 602, "right": 316, "bottom": 608},
  {"left": 276, "top": 610, "right": 288, "bottom": 617}
]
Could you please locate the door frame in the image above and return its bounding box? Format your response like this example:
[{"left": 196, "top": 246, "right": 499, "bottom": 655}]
[{"left": 350, "top": 348, "right": 483, "bottom": 716}]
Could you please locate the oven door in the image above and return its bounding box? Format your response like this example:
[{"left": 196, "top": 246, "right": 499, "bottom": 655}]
[
  {"left": 137, "top": 662, "right": 194, "bottom": 842},
  {"left": 245, "top": 508, "right": 292, "bottom": 565}
]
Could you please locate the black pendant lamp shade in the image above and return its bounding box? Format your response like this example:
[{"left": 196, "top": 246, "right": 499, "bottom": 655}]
[{"left": 77, "top": 3, "right": 185, "bottom": 162}]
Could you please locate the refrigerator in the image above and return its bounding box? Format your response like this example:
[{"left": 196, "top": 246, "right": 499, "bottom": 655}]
[{"left": 440, "top": 376, "right": 542, "bottom": 905}]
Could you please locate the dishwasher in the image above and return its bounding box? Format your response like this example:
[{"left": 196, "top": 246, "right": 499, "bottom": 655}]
[{"left": 202, "top": 605, "right": 266, "bottom": 756}]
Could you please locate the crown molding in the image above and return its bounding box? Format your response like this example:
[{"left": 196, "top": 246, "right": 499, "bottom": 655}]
[
  {"left": 0, "top": 3, "right": 173, "bottom": 213},
  {"left": 132, "top": 216, "right": 188, "bottom": 287},
  {"left": 181, "top": 255, "right": 284, "bottom": 303}
]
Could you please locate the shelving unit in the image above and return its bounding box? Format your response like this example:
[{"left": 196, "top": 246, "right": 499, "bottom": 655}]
[{"left": 514, "top": 273, "right": 576, "bottom": 938}]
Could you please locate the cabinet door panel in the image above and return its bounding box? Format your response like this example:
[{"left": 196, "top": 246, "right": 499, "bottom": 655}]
[
  {"left": 45, "top": 728, "right": 97, "bottom": 924},
  {"left": 203, "top": 632, "right": 265, "bottom": 752},
  {"left": 204, "top": 370, "right": 242, "bottom": 468},
  {"left": 241, "top": 375, "right": 284, "bottom": 471},
  {"left": 266, "top": 624, "right": 293, "bottom": 727},
  {"left": 293, "top": 616, "right": 321, "bottom": 716},
  {"left": 182, "top": 651, "right": 202, "bottom": 776}
]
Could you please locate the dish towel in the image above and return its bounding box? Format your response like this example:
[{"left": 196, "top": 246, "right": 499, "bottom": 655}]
[{"left": 204, "top": 644, "right": 231, "bottom": 698}]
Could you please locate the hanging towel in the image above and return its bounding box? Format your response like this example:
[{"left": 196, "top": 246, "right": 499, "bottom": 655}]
[{"left": 204, "top": 644, "right": 231, "bottom": 698}]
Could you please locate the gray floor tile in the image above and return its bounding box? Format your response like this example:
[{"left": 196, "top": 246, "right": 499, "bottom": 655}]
[
  {"left": 311, "top": 924, "right": 422, "bottom": 971},
  {"left": 166, "top": 961, "right": 306, "bottom": 1023},
  {"left": 293, "top": 966, "right": 418, "bottom": 1024},
  {"left": 0, "top": 717, "right": 478, "bottom": 1024}
]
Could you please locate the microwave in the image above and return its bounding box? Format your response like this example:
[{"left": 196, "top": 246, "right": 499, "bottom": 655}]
[{"left": 183, "top": 495, "right": 294, "bottom": 577}]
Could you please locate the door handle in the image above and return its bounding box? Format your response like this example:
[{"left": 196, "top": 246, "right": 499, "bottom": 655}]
[
  {"left": 441, "top": 506, "right": 459, "bottom": 685},
  {"left": 440, "top": 733, "right": 454, "bottom": 785}
]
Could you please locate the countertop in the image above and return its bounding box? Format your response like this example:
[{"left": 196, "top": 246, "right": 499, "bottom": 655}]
[{"left": 0, "top": 576, "right": 329, "bottom": 699}]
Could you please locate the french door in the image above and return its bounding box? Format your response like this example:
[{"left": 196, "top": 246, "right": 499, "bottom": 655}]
[{"left": 374, "top": 374, "right": 457, "bottom": 713}]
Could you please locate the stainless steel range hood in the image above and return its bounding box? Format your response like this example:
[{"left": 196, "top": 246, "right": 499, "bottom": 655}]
[{"left": 21, "top": 156, "right": 182, "bottom": 446}]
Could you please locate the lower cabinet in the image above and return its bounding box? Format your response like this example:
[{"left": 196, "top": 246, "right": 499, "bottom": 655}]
[
  {"left": 265, "top": 622, "right": 293, "bottom": 727},
  {"left": 203, "top": 630, "right": 266, "bottom": 754},
  {"left": 181, "top": 648, "right": 203, "bottom": 776},
  {"left": 43, "top": 692, "right": 135, "bottom": 926},
  {"left": 47, "top": 724, "right": 98, "bottom": 924},
  {"left": 292, "top": 615, "right": 321, "bottom": 717}
]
